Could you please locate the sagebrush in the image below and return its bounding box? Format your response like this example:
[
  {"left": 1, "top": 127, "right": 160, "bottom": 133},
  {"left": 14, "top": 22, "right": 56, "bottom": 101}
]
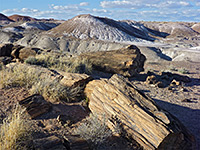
[{"left": 74, "top": 113, "right": 112, "bottom": 147}]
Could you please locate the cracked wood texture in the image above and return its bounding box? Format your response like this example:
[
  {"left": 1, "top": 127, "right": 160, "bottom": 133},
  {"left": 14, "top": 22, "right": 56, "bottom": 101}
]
[{"left": 84, "top": 74, "right": 195, "bottom": 150}]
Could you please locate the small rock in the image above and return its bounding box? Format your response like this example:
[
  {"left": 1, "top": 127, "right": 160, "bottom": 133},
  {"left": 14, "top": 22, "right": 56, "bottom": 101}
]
[
  {"left": 170, "top": 79, "right": 181, "bottom": 86},
  {"left": 19, "top": 94, "right": 52, "bottom": 119},
  {"left": 64, "top": 135, "right": 90, "bottom": 150},
  {"left": 57, "top": 114, "right": 72, "bottom": 126},
  {"left": 146, "top": 75, "right": 157, "bottom": 84},
  {"left": 179, "top": 88, "right": 188, "bottom": 92},
  {"left": 33, "top": 136, "right": 66, "bottom": 150}
]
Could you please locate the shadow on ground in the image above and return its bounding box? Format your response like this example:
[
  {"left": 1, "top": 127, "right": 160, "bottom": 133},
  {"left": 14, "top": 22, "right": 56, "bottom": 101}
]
[{"left": 153, "top": 99, "right": 200, "bottom": 150}]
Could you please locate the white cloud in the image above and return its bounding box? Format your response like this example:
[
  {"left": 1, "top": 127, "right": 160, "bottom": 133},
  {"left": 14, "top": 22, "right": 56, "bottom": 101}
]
[
  {"left": 196, "top": 2, "right": 200, "bottom": 6},
  {"left": 79, "top": 2, "right": 89, "bottom": 6},
  {"left": 100, "top": 0, "right": 142, "bottom": 8}
]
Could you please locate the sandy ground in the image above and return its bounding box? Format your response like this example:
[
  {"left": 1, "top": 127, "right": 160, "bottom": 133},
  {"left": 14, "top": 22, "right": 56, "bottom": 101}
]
[{"left": 131, "top": 60, "right": 200, "bottom": 149}]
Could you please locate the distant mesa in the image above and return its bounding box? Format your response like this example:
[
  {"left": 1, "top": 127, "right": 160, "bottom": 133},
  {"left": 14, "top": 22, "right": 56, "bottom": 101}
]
[{"left": 8, "top": 14, "right": 38, "bottom": 22}]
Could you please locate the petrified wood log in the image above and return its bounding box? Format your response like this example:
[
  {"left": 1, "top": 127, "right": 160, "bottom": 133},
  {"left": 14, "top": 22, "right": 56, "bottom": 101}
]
[
  {"left": 79, "top": 45, "right": 146, "bottom": 77},
  {"left": 84, "top": 74, "right": 195, "bottom": 150}
]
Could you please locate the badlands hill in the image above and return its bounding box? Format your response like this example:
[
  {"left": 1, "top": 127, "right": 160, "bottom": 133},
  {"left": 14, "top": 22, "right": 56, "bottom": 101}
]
[
  {"left": 49, "top": 14, "right": 155, "bottom": 42},
  {"left": 0, "top": 13, "right": 14, "bottom": 22},
  {"left": 0, "top": 13, "right": 200, "bottom": 62},
  {"left": 8, "top": 14, "right": 38, "bottom": 22}
]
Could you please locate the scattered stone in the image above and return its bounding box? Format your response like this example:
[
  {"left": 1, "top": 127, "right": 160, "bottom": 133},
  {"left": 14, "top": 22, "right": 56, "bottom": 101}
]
[
  {"left": 19, "top": 94, "right": 52, "bottom": 119},
  {"left": 84, "top": 74, "right": 195, "bottom": 150},
  {"left": 78, "top": 45, "right": 146, "bottom": 77},
  {"left": 57, "top": 114, "right": 72, "bottom": 126},
  {"left": 179, "top": 88, "right": 188, "bottom": 92},
  {"left": 64, "top": 135, "right": 90, "bottom": 150},
  {"left": 170, "top": 79, "right": 181, "bottom": 86},
  {"left": 145, "top": 75, "right": 157, "bottom": 84},
  {"left": 33, "top": 135, "right": 66, "bottom": 150}
]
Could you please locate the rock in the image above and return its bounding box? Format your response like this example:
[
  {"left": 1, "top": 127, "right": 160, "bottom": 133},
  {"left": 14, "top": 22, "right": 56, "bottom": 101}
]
[
  {"left": 0, "top": 56, "right": 12, "bottom": 65},
  {"left": 0, "top": 43, "right": 13, "bottom": 57},
  {"left": 64, "top": 135, "right": 90, "bottom": 150},
  {"left": 57, "top": 114, "right": 73, "bottom": 126},
  {"left": 19, "top": 47, "right": 37, "bottom": 60},
  {"left": 170, "top": 79, "right": 181, "bottom": 86},
  {"left": 19, "top": 94, "right": 51, "bottom": 119},
  {"left": 59, "top": 72, "right": 92, "bottom": 88},
  {"left": 11, "top": 44, "right": 24, "bottom": 58},
  {"left": 84, "top": 74, "right": 195, "bottom": 150},
  {"left": 33, "top": 135, "right": 66, "bottom": 150},
  {"left": 146, "top": 75, "right": 157, "bottom": 84},
  {"left": 78, "top": 45, "right": 146, "bottom": 77},
  {"left": 11, "top": 46, "right": 37, "bottom": 61}
]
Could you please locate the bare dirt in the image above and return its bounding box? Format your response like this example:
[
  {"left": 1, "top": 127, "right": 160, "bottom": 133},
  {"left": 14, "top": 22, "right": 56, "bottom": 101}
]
[{"left": 131, "top": 60, "right": 200, "bottom": 149}]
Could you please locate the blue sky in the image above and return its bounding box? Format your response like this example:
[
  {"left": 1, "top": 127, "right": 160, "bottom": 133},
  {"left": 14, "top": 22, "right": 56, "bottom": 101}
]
[{"left": 0, "top": 0, "right": 200, "bottom": 22}]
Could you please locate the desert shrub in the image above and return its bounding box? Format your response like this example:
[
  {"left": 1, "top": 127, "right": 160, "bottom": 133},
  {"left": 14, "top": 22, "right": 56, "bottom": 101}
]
[
  {"left": 25, "top": 53, "right": 93, "bottom": 74},
  {"left": 74, "top": 113, "right": 112, "bottom": 148},
  {"left": 0, "top": 64, "right": 79, "bottom": 102},
  {"left": 0, "top": 105, "right": 32, "bottom": 150},
  {"left": 0, "top": 64, "right": 42, "bottom": 88},
  {"left": 178, "top": 68, "right": 189, "bottom": 74},
  {"left": 29, "top": 78, "right": 81, "bottom": 103},
  {"left": 65, "top": 58, "right": 93, "bottom": 74}
]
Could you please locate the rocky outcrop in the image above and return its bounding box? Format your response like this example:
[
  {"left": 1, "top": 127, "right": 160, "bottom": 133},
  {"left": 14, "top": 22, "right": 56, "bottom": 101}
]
[
  {"left": 84, "top": 74, "right": 195, "bottom": 150},
  {"left": 11, "top": 46, "right": 38, "bottom": 61},
  {"left": 19, "top": 94, "right": 51, "bottom": 119},
  {"left": 79, "top": 45, "right": 146, "bottom": 77},
  {"left": 0, "top": 43, "right": 13, "bottom": 57}
]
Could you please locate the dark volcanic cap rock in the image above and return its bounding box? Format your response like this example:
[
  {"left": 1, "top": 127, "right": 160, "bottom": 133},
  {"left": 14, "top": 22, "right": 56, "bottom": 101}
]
[{"left": 78, "top": 45, "right": 146, "bottom": 77}]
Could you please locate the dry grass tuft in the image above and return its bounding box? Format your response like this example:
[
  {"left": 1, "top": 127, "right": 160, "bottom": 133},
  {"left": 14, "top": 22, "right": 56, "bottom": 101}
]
[
  {"left": 0, "top": 64, "right": 80, "bottom": 103},
  {"left": 74, "top": 113, "right": 112, "bottom": 147},
  {"left": 0, "top": 64, "right": 42, "bottom": 88},
  {"left": 25, "top": 53, "right": 93, "bottom": 74},
  {"left": 0, "top": 105, "right": 32, "bottom": 150},
  {"left": 29, "top": 78, "right": 81, "bottom": 103}
]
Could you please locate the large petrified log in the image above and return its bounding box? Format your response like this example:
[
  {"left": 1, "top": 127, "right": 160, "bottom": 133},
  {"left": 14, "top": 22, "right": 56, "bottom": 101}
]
[
  {"left": 84, "top": 74, "right": 195, "bottom": 150},
  {"left": 78, "top": 45, "right": 146, "bottom": 77}
]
